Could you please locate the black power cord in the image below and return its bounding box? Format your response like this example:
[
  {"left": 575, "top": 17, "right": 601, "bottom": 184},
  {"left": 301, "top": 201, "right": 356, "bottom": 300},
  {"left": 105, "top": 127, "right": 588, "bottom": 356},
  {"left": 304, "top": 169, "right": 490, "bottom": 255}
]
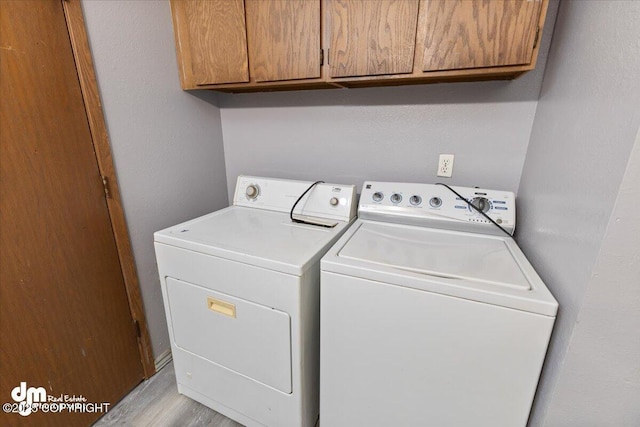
[
  {"left": 290, "top": 181, "right": 328, "bottom": 227},
  {"left": 435, "top": 182, "right": 513, "bottom": 238}
]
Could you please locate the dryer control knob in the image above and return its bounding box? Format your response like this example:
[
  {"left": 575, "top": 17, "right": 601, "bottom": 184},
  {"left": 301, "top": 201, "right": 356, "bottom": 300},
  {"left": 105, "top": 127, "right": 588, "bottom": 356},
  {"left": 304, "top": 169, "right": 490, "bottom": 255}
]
[
  {"left": 330, "top": 197, "right": 339, "bottom": 206},
  {"left": 246, "top": 184, "right": 259, "bottom": 199},
  {"left": 390, "top": 193, "right": 402, "bottom": 204},
  {"left": 372, "top": 192, "right": 384, "bottom": 202}
]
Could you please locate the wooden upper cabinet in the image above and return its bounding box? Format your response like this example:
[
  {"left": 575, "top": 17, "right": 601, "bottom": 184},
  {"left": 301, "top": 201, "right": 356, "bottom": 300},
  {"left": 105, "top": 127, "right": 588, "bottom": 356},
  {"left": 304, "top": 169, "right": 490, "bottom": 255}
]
[
  {"left": 328, "top": 0, "right": 420, "bottom": 78},
  {"left": 418, "top": 0, "right": 544, "bottom": 72},
  {"left": 171, "top": 0, "right": 249, "bottom": 86},
  {"left": 245, "top": 0, "right": 321, "bottom": 82},
  {"left": 169, "top": 0, "right": 549, "bottom": 91}
]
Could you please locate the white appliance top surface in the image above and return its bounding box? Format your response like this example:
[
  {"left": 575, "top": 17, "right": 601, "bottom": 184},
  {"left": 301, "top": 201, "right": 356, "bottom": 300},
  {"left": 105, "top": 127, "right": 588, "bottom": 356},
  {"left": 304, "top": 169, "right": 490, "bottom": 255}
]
[
  {"left": 155, "top": 206, "right": 351, "bottom": 276},
  {"left": 323, "top": 220, "right": 558, "bottom": 316},
  {"left": 339, "top": 221, "right": 529, "bottom": 290}
]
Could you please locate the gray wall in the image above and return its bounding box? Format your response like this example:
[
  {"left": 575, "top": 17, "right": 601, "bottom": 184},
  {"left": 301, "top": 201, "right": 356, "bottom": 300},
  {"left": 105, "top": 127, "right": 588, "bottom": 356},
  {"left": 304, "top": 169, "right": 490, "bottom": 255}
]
[
  {"left": 544, "top": 129, "right": 640, "bottom": 426},
  {"left": 219, "top": 2, "right": 559, "bottom": 198},
  {"left": 82, "top": 1, "right": 228, "bottom": 360},
  {"left": 515, "top": 1, "right": 640, "bottom": 425}
]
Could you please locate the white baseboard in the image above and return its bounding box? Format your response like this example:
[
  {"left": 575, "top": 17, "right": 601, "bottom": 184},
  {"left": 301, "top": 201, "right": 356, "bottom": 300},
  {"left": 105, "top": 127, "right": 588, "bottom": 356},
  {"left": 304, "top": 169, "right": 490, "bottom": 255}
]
[{"left": 154, "top": 349, "right": 172, "bottom": 372}]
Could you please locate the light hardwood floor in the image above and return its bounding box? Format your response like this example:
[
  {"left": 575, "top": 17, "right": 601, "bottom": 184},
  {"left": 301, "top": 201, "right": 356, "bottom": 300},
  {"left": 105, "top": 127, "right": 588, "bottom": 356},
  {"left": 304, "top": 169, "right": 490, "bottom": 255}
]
[{"left": 93, "top": 361, "right": 242, "bottom": 427}]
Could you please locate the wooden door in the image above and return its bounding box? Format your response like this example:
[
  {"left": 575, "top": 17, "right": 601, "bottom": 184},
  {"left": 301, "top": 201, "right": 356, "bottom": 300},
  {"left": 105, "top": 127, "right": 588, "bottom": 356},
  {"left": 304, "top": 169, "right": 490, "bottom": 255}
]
[
  {"left": 419, "top": 0, "right": 543, "bottom": 71},
  {"left": 173, "top": 0, "right": 249, "bottom": 86},
  {"left": 245, "top": 0, "right": 321, "bottom": 82},
  {"left": 0, "top": 1, "right": 144, "bottom": 425},
  {"left": 328, "top": 0, "right": 420, "bottom": 78}
]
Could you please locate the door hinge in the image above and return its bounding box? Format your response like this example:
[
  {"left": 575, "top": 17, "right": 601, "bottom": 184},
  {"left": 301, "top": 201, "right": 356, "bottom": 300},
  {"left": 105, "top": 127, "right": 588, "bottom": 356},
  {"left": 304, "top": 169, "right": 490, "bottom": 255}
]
[
  {"left": 101, "top": 175, "right": 111, "bottom": 199},
  {"left": 320, "top": 48, "right": 324, "bottom": 66},
  {"left": 533, "top": 26, "right": 540, "bottom": 50},
  {"left": 134, "top": 319, "right": 141, "bottom": 339}
]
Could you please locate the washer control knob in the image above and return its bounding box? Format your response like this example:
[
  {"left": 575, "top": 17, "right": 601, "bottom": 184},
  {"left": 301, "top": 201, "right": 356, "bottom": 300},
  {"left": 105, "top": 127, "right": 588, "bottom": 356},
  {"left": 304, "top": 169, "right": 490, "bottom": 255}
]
[
  {"left": 409, "top": 195, "right": 422, "bottom": 206},
  {"left": 429, "top": 197, "right": 442, "bottom": 208},
  {"left": 246, "top": 184, "right": 259, "bottom": 199},
  {"left": 470, "top": 197, "right": 491, "bottom": 213},
  {"left": 390, "top": 193, "right": 402, "bottom": 204},
  {"left": 330, "top": 197, "right": 339, "bottom": 206},
  {"left": 372, "top": 192, "right": 384, "bottom": 202}
]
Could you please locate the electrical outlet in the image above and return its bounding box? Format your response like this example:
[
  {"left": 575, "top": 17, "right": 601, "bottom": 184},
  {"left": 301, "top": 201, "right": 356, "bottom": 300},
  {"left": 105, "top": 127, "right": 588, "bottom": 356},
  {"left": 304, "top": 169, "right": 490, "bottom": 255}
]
[{"left": 437, "top": 154, "right": 455, "bottom": 178}]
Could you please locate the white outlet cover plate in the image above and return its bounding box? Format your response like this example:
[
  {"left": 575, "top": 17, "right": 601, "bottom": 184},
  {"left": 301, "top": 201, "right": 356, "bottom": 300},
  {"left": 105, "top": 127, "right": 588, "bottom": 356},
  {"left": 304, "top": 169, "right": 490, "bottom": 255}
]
[{"left": 437, "top": 154, "right": 455, "bottom": 178}]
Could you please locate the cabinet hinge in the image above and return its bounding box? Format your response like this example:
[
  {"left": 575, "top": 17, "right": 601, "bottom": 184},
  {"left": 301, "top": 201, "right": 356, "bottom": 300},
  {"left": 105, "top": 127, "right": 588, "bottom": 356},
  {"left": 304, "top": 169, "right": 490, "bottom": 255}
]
[
  {"left": 134, "top": 319, "right": 141, "bottom": 339},
  {"left": 101, "top": 175, "right": 111, "bottom": 199},
  {"left": 320, "top": 48, "right": 324, "bottom": 66},
  {"left": 533, "top": 26, "right": 540, "bottom": 50}
]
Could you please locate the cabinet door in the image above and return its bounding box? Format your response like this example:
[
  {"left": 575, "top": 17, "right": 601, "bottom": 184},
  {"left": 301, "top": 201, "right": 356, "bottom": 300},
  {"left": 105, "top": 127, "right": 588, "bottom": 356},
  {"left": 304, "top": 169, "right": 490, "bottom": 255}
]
[
  {"left": 419, "top": 0, "right": 543, "bottom": 72},
  {"left": 328, "top": 0, "right": 420, "bottom": 78},
  {"left": 177, "top": 0, "right": 249, "bottom": 85},
  {"left": 245, "top": 0, "right": 321, "bottom": 82}
]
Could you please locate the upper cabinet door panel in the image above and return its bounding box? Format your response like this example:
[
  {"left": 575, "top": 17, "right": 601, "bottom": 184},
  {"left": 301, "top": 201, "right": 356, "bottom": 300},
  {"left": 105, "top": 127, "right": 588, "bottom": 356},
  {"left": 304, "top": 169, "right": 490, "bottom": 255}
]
[
  {"left": 420, "top": 0, "right": 543, "bottom": 72},
  {"left": 328, "top": 0, "right": 420, "bottom": 78},
  {"left": 181, "top": 0, "right": 249, "bottom": 85},
  {"left": 245, "top": 0, "right": 321, "bottom": 82}
]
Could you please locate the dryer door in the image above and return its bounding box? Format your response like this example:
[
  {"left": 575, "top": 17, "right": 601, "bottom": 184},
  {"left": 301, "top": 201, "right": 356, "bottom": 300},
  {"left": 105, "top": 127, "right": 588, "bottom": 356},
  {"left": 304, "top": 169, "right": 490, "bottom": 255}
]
[{"left": 166, "top": 277, "right": 292, "bottom": 393}]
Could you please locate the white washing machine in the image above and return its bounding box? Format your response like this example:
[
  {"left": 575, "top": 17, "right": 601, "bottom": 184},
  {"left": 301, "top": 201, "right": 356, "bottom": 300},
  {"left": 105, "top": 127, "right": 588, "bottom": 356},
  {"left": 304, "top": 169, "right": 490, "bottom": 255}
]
[
  {"left": 155, "top": 176, "right": 357, "bottom": 427},
  {"left": 320, "top": 181, "right": 558, "bottom": 427}
]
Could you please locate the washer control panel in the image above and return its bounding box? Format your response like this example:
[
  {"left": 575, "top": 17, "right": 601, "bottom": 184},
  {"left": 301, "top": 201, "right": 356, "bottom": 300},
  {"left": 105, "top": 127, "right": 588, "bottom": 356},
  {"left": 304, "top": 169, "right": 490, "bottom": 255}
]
[
  {"left": 233, "top": 175, "right": 358, "bottom": 222},
  {"left": 359, "top": 181, "right": 515, "bottom": 235}
]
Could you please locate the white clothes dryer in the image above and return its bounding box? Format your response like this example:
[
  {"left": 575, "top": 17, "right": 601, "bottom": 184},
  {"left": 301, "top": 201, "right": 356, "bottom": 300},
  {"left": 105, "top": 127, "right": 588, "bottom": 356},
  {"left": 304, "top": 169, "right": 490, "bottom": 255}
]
[
  {"left": 320, "top": 181, "right": 557, "bottom": 427},
  {"left": 155, "top": 176, "right": 356, "bottom": 427}
]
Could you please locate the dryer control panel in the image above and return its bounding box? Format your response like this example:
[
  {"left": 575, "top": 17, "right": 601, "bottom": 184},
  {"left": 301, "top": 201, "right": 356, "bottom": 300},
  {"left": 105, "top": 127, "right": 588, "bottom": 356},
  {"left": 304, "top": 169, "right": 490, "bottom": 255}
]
[
  {"left": 359, "top": 181, "right": 516, "bottom": 235},
  {"left": 233, "top": 175, "right": 357, "bottom": 222}
]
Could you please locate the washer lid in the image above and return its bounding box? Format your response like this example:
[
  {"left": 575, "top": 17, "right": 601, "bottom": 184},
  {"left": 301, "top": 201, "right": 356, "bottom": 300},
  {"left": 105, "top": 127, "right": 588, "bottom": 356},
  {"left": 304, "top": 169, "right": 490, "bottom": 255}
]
[
  {"left": 339, "top": 222, "right": 530, "bottom": 290},
  {"left": 155, "top": 206, "right": 351, "bottom": 275},
  {"left": 323, "top": 221, "right": 558, "bottom": 316}
]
